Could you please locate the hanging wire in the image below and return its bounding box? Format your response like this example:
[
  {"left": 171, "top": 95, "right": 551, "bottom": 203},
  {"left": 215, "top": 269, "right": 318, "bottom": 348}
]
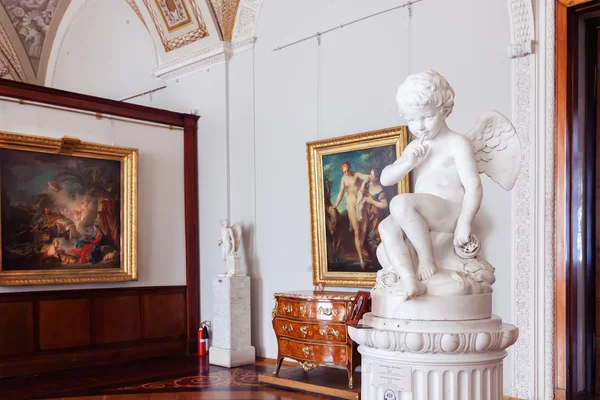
[
  {"left": 109, "top": 118, "right": 116, "bottom": 146},
  {"left": 316, "top": 33, "right": 321, "bottom": 139},
  {"left": 408, "top": 3, "right": 413, "bottom": 74},
  {"left": 272, "top": 0, "right": 424, "bottom": 52}
]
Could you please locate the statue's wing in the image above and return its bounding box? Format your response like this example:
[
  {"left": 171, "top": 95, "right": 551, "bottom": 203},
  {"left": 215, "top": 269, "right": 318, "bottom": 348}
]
[
  {"left": 464, "top": 110, "right": 521, "bottom": 191},
  {"left": 231, "top": 222, "right": 242, "bottom": 253}
]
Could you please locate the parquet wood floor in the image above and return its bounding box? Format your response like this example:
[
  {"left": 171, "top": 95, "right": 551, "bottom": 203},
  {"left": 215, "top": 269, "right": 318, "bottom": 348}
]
[{"left": 0, "top": 356, "right": 330, "bottom": 400}]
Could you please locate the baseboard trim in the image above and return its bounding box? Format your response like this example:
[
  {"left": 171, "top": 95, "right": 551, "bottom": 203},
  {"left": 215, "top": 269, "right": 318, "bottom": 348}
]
[{"left": 0, "top": 339, "right": 186, "bottom": 379}]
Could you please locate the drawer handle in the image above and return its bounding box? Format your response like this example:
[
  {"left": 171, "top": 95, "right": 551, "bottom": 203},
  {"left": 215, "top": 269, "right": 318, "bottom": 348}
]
[
  {"left": 300, "top": 326, "right": 308, "bottom": 337},
  {"left": 282, "top": 304, "right": 293, "bottom": 313},
  {"left": 299, "top": 304, "right": 307, "bottom": 316},
  {"left": 319, "top": 327, "right": 341, "bottom": 338},
  {"left": 282, "top": 324, "right": 293, "bottom": 333},
  {"left": 302, "top": 346, "right": 310, "bottom": 356},
  {"left": 317, "top": 306, "right": 339, "bottom": 316},
  {"left": 300, "top": 361, "right": 317, "bottom": 371}
]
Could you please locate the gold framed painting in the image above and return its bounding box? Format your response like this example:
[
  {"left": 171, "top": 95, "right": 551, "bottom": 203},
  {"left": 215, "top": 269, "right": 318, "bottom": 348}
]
[
  {"left": 307, "top": 126, "right": 409, "bottom": 288},
  {"left": 0, "top": 131, "right": 137, "bottom": 285}
]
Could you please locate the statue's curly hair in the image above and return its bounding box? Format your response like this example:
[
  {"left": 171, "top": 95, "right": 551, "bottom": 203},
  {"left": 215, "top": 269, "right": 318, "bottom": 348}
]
[{"left": 396, "top": 70, "right": 455, "bottom": 118}]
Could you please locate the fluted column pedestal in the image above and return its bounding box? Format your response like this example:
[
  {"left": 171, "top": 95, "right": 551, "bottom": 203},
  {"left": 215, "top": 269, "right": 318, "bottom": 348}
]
[{"left": 348, "top": 313, "right": 518, "bottom": 400}]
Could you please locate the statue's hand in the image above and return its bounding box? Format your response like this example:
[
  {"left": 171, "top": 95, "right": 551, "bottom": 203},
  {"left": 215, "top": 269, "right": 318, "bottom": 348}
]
[
  {"left": 453, "top": 222, "right": 472, "bottom": 247},
  {"left": 408, "top": 140, "right": 429, "bottom": 167}
]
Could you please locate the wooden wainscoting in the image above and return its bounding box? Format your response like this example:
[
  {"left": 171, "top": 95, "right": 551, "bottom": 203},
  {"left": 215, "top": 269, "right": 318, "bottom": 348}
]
[{"left": 0, "top": 286, "right": 187, "bottom": 378}]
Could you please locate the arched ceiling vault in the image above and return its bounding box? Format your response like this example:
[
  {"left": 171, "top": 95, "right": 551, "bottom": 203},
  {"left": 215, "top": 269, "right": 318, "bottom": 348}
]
[{"left": 0, "top": 0, "right": 260, "bottom": 85}]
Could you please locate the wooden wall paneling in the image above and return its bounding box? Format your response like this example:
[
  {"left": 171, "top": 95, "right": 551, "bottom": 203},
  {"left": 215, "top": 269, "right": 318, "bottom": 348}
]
[
  {"left": 94, "top": 295, "right": 141, "bottom": 344},
  {"left": 0, "top": 286, "right": 187, "bottom": 378},
  {"left": 0, "top": 339, "right": 186, "bottom": 379},
  {"left": 39, "top": 299, "right": 91, "bottom": 350},
  {"left": 142, "top": 293, "right": 186, "bottom": 339},
  {"left": 183, "top": 114, "right": 200, "bottom": 353},
  {"left": 0, "top": 77, "right": 201, "bottom": 375},
  {"left": 555, "top": 2, "right": 568, "bottom": 396},
  {"left": 0, "top": 302, "right": 34, "bottom": 357}
]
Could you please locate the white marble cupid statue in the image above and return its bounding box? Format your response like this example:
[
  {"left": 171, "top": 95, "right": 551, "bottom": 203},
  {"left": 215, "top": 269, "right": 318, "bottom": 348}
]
[
  {"left": 375, "top": 70, "right": 521, "bottom": 302},
  {"left": 217, "top": 219, "right": 242, "bottom": 261}
]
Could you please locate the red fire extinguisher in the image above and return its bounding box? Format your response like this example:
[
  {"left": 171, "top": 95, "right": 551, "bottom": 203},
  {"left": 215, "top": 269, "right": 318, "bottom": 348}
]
[{"left": 198, "top": 321, "right": 210, "bottom": 356}]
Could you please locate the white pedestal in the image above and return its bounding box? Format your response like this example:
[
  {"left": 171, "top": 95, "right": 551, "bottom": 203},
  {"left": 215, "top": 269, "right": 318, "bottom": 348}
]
[
  {"left": 349, "top": 313, "right": 518, "bottom": 400},
  {"left": 209, "top": 274, "right": 255, "bottom": 368},
  {"left": 227, "top": 255, "right": 243, "bottom": 276}
]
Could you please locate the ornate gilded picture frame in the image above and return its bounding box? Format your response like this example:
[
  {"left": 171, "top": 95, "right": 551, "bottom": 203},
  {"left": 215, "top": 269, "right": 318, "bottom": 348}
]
[
  {"left": 0, "top": 131, "right": 137, "bottom": 285},
  {"left": 307, "top": 126, "right": 409, "bottom": 288}
]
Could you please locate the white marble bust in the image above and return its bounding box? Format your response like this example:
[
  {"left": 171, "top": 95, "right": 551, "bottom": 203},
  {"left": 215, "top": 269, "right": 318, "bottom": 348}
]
[{"left": 373, "top": 70, "right": 521, "bottom": 312}]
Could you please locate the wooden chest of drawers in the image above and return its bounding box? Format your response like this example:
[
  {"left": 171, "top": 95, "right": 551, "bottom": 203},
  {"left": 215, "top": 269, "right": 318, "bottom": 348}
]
[{"left": 271, "top": 291, "right": 367, "bottom": 389}]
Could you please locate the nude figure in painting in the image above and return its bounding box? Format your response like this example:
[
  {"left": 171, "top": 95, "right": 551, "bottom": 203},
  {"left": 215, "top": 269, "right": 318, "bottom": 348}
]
[{"left": 329, "top": 161, "right": 370, "bottom": 269}]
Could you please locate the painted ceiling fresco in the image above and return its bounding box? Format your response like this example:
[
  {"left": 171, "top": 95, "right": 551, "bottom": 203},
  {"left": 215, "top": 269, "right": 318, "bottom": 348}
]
[
  {"left": 0, "top": 0, "right": 60, "bottom": 73},
  {"left": 141, "top": 0, "right": 209, "bottom": 51},
  {"left": 0, "top": 0, "right": 250, "bottom": 84}
]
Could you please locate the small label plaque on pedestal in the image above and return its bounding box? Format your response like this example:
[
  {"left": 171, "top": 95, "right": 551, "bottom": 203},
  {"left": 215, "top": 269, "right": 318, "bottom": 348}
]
[{"left": 373, "top": 363, "right": 412, "bottom": 392}]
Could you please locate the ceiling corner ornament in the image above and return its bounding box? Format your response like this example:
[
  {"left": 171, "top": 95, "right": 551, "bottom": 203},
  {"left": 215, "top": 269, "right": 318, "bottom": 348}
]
[
  {"left": 507, "top": 0, "right": 535, "bottom": 58},
  {"left": 209, "top": 0, "right": 240, "bottom": 42},
  {"left": 142, "top": 0, "right": 209, "bottom": 52},
  {"left": 232, "top": 0, "right": 260, "bottom": 42}
]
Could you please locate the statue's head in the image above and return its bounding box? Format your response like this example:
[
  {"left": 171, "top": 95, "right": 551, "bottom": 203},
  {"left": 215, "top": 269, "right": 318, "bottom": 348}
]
[
  {"left": 220, "top": 219, "right": 229, "bottom": 227},
  {"left": 396, "top": 70, "right": 455, "bottom": 140}
]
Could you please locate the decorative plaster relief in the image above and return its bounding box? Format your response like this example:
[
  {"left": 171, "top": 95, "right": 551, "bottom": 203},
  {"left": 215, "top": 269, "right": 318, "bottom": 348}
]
[
  {"left": 507, "top": 0, "right": 535, "bottom": 58},
  {"left": 0, "top": 22, "right": 25, "bottom": 81},
  {"left": 141, "top": 0, "right": 208, "bottom": 51},
  {"left": 209, "top": 0, "right": 239, "bottom": 42},
  {"left": 0, "top": 0, "right": 60, "bottom": 73},
  {"left": 232, "top": 0, "right": 259, "bottom": 41}
]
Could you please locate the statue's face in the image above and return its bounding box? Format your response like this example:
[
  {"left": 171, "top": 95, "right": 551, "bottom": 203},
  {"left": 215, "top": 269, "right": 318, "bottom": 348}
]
[{"left": 403, "top": 105, "right": 445, "bottom": 140}]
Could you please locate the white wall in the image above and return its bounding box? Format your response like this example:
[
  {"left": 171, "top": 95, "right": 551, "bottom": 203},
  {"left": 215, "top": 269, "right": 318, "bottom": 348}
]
[
  {"left": 251, "top": 0, "right": 512, "bottom": 380},
  {"left": 44, "top": 0, "right": 516, "bottom": 393},
  {"left": 0, "top": 101, "right": 187, "bottom": 292},
  {"left": 51, "top": 0, "right": 158, "bottom": 99}
]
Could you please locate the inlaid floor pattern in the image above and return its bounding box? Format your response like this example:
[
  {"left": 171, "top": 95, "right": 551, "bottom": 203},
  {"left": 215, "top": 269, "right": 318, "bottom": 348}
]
[{"left": 0, "top": 356, "right": 330, "bottom": 400}]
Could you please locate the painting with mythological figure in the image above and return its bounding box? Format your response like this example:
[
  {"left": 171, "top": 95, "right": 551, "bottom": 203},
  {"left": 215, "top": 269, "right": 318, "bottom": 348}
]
[
  {"left": 0, "top": 132, "right": 137, "bottom": 286},
  {"left": 307, "top": 127, "right": 409, "bottom": 287},
  {"left": 155, "top": 0, "right": 192, "bottom": 32}
]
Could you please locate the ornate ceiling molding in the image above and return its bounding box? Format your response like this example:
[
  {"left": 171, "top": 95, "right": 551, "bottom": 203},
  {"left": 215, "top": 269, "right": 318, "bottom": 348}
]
[
  {"left": 140, "top": 0, "right": 209, "bottom": 52},
  {"left": 152, "top": 35, "right": 253, "bottom": 80},
  {"left": 208, "top": 0, "right": 239, "bottom": 42},
  {"left": 232, "top": 0, "right": 259, "bottom": 41}
]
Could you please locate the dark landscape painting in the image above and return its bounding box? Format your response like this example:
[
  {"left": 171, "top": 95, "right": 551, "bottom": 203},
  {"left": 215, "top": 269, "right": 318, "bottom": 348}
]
[
  {"left": 0, "top": 149, "right": 121, "bottom": 271},
  {"left": 322, "top": 144, "right": 397, "bottom": 273}
]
